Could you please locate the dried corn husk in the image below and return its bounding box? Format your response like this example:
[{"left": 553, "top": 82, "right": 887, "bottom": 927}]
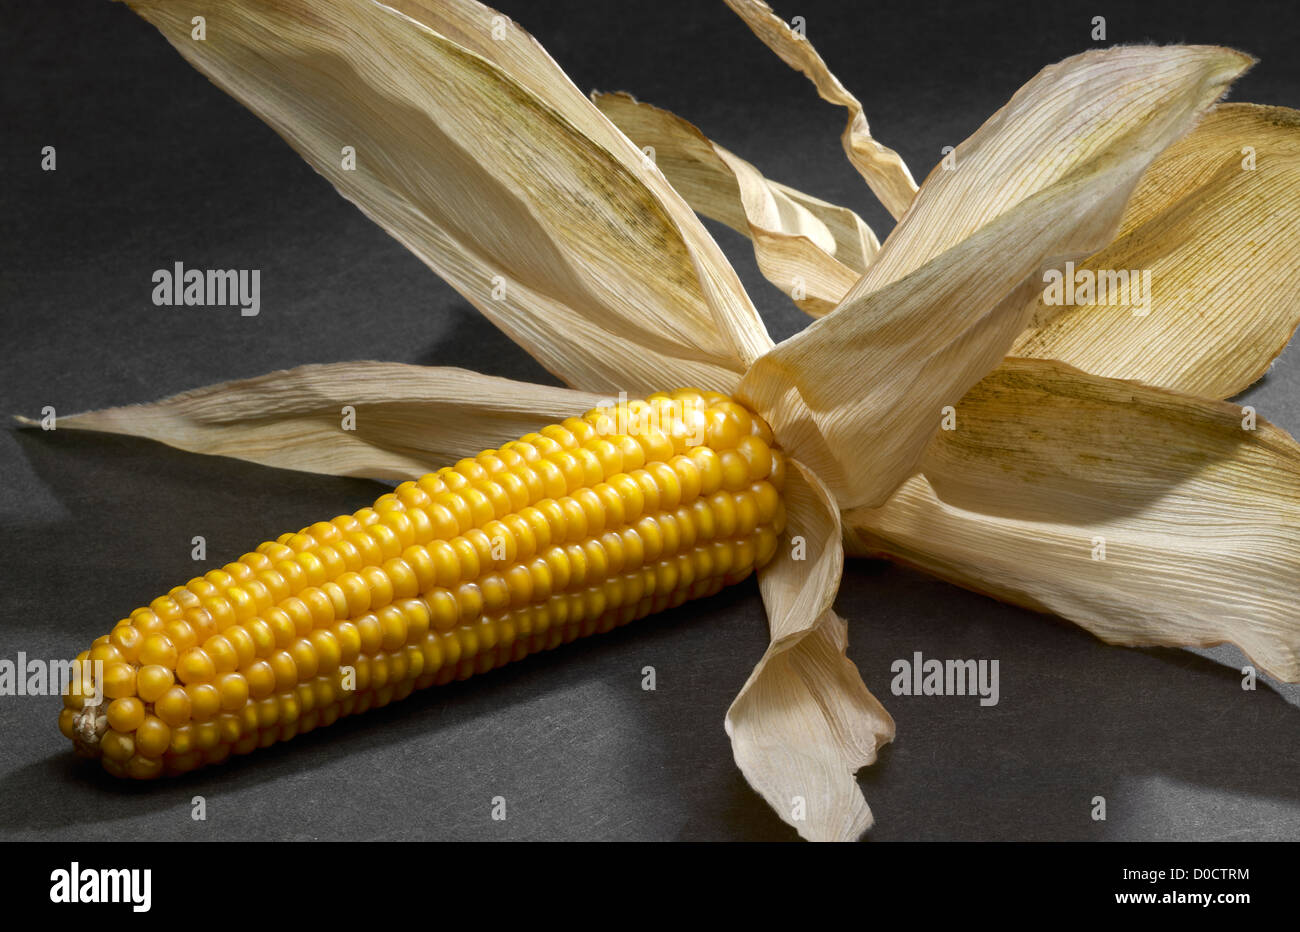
[
  {"left": 854, "top": 46, "right": 1254, "bottom": 294},
  {"left": 723, "top": 0, "right": 917, "bottom": 218},
  {"left": 739, "top": 45, "right": 1252, "bottom": 511},
  {"left": 610, "top": 96, "right": 1300, "bottom": 400},
  {"left": 124, "top": 0, "right": 771, "bottom": 395},
  {"left": 845, "top": 358, "right": 1300, "bottom": 680},
  {"left": 593, "top": 91, "right": 876, "bottom": 315},
  {"left": 727, "top": 460, "right": 895, "bottom": 841},
  {"left": 18, "top": 362, "right": 606, "bottom": 479},
  {"left": 1012, "top": 103, "right": 1300, "bottom": 399}
]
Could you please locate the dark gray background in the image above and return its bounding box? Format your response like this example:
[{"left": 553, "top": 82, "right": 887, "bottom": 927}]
[{"left": 2, "top": 0, "right": 1297, "bottom": 841}]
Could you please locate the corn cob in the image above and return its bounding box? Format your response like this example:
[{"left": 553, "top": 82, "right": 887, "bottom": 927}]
[{"left": 60, "top": 389, "right": 786, "bottom": 778}]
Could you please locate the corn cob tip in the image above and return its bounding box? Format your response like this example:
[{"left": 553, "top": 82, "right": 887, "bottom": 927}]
[{"left": 72, "top": 701, "right": 108, "bottom": 756}]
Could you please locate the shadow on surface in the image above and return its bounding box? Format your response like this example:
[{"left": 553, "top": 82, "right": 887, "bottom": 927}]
[{"left": 843, "top": 559, "right": 1300, "bottom": 841}]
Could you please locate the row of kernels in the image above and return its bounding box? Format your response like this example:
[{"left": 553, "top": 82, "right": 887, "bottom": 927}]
[
  {"left": 286, "top": 566, "right": 735, "bottom": 738},
  {"left": 113, "top": 429, "right": 772, "bottom": 651},
  {"left": 156, "top": 675, "right": 427, "bottom": 777},
  {"left": 498, "top": 571, "right": 728, "bottom": 661},
  {"left": 146, "top": 642, "right": 443, "bottom": 758},
  {"left": 137, "top": 533, "right": 773, "bottom": 745},
  {"left": 375, "top": 412, "right": 701, "bottom": 545},
  {"left": 316, "top": 473, "right": 768, "bottom": 624},
  {"left": 62, "top": 489, "right": 780, "bottom": 714},
  {"left": 389, "top": 424, "right": 667, "bottom": 537},
  {"left": 477, "top": 534, "right": 770, "bottom": 661},
  {"left": 413, "top": 488, "right": 778, "bottom": 630},
  {"left": 258, "top": 460, "right": 691, "bottom": 618},
  {"left": 101, "top": 561, "right": 741, "bottom": 780},
  {"left": 626, "top": 391, "right": 769, "bottom": 452}
]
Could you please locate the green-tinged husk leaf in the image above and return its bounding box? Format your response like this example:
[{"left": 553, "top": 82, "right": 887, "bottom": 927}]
[
  {"left": 594, "top": 90, "right": 877, "bottom": 315},
  {"left": 124, "top": 0, "right": 771, "bottom": 394},
  {"left": 845, "top": 358, "right": 1300, "bottom": 681}
]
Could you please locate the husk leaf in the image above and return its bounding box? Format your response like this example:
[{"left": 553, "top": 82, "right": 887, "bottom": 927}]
[
  {"left": 18, "top": 362, "right": 606, "bottom": 480},
  {"left": 1012, "top": 103, "right": 1300, "bottom": 400},
  {"left": 731, "top": 459, "right": 894, "bottom": 841},
  {"left": 761, "top": 102, "right": 1300, "bottom": 405},
  {"left": 739, "top": 45, "right": 1252, "bottom": 511},
  {"left": 722, "top": 0, "right": 917, "bottom": 219},
  {"left": 593, "top": 91, "right": 877, "bottom": 315},
  {"left": 853, "top": 45, "right": 1254, "bottom": 295},
  {"left": 844, "top": 358, "right": 1300, "bottom": 681},
  {"left": 123, "top": 0, "right": 770, "bottom": 395}
]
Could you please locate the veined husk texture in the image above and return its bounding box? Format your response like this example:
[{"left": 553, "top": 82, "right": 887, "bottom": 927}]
[
  {"left": 1011, "top": 103, "right": 1300, "bottom": 400},
  {"left": 609, "top": 94, "right": 1300, "bottom": 401},
  {"left": 740, "top": 45, "right": 1253, "bottom": 511},
  {"left": 845, "top": 358, "right": 1300, "bottom": 682},
  {"left": 21, "top": 362, "right": 606, "bottom": 479},
  {"left": 124, "top": 0, "right": 772, "bottom": 395},
  {"left": 593, "top": 91, "right": 878, "bottom": 316}
]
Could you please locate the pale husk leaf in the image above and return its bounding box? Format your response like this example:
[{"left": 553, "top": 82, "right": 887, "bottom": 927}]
[
  {"left": 739, "top": 45, "right": 1252, "bottom": 511},
  {"left": 1012, "top": 103, "right": 1300, "bottom": 400},
  {"left": 593, "top": 91, "right": 877, "bottom": 316},
  {"left": 19, "top": 362, "right": 605, "bottom": 480},
  {"left": 728, "top": 460, "right": 895, "bottom": 842},
  {"left": 379, "top": 0, "right": 772, "bottom": 368},
  {"left": 125, "top": 0, "right": 770, "bottom": 395},
  {"left": 844, "top": 358, "right": 1300, "bottom": 681},
  {"left": 722, "top": 0, "right": 917, "bottom": 219},
  {"left": 769, "top": 181, "right": 879, "bottom": 275},
  {"left": 853, "top": 45, "right": 1255, "bottom": 295}
]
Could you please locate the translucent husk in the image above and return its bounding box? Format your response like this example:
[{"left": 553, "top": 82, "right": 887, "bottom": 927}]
[{"left": 593, "top": 90, "right": 877, "bottom": 316}]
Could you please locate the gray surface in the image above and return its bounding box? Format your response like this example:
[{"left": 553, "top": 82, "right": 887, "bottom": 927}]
[{"left": 1, "top": 0, "right": 1298, "bottom": 841}]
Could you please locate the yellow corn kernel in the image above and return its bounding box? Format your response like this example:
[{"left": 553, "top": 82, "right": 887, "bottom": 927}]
[
  {"left": 106, "top": 697, "right": 145, "bottom": 733},
  {"left": 61, "top": 391, "right": 786, "bottom": 778},
  {"left": 154, "top": 687, "right": 192, "bottom": 727}
]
